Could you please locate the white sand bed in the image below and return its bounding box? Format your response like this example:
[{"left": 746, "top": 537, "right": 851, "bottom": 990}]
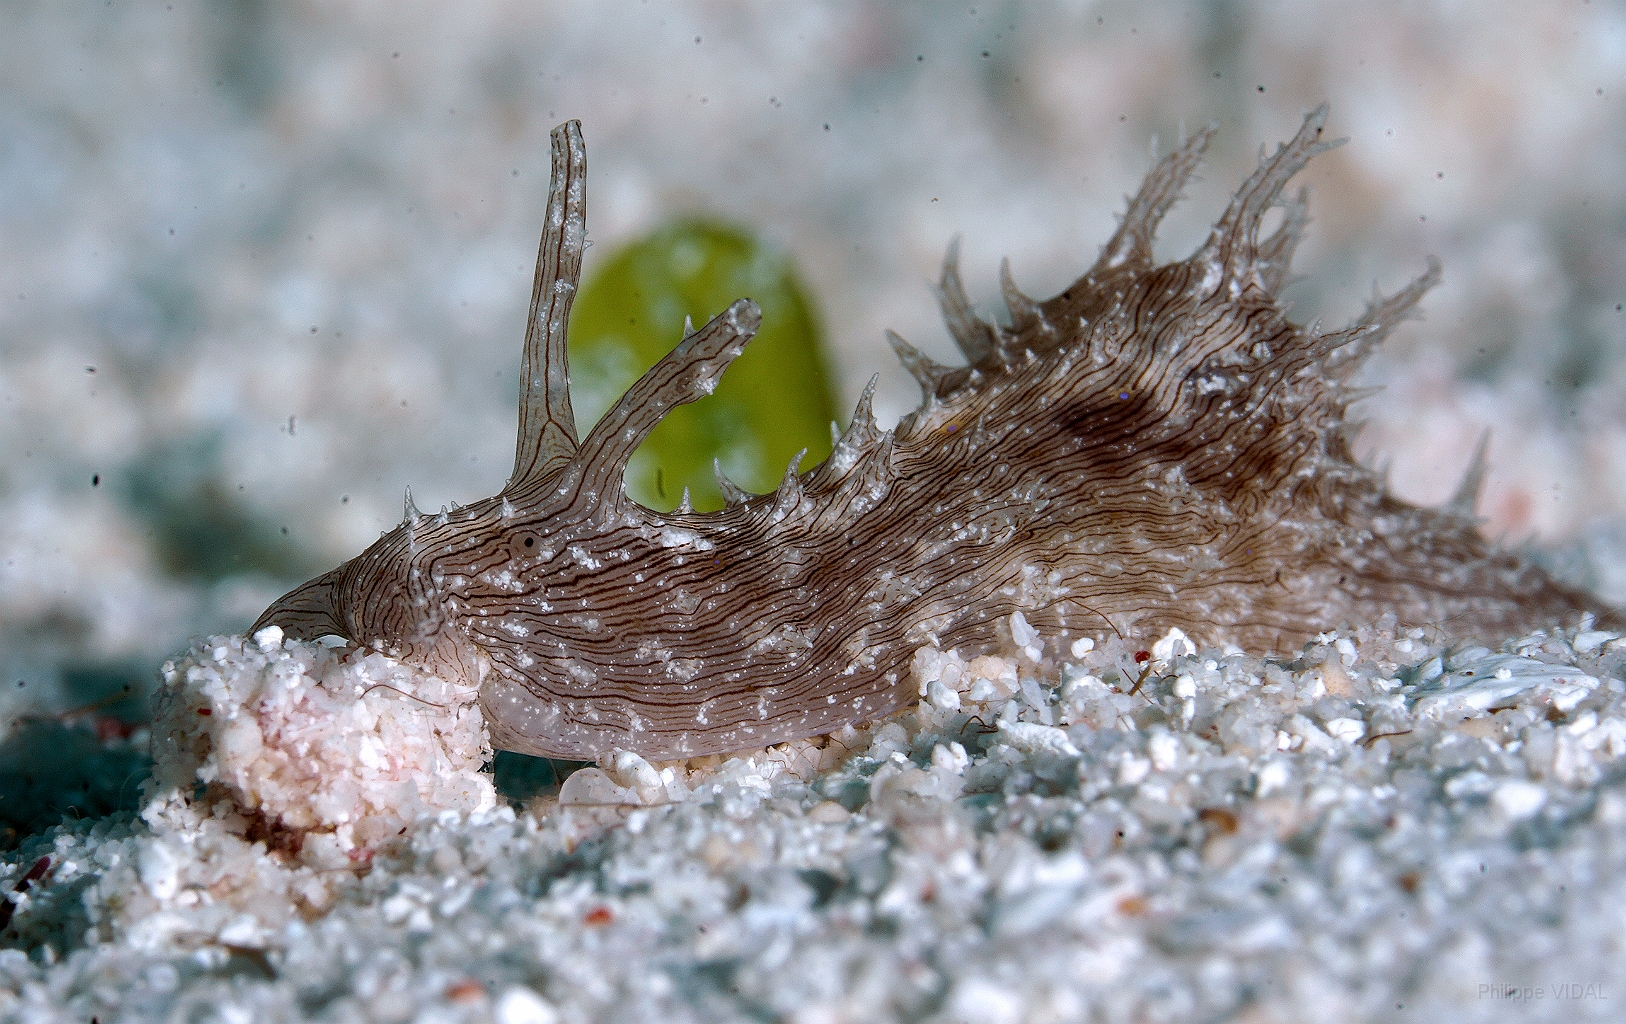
[
  {"left": 2, "top": 617, "right": 1623, "bottom": 1022},
  {"left": 4, "top": 5, "right": 1626, "bottom": 1022}
]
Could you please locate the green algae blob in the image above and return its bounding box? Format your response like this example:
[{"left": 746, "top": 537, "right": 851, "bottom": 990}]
[{"left": 568, "top": 221, "right": 835, "bottom": 512}]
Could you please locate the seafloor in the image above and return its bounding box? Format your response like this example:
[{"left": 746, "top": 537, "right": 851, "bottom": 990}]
[
  {"left": 3, "top": 621, "right": 1625, "bottom": 1022},
  {"left": 3, "top": 4, "right": 1626, "bottom": 1022}
]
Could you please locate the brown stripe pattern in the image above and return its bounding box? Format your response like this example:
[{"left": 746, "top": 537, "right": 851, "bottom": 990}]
[{"left": 254, "top": 108, "right": 1620, "bottom": 761}]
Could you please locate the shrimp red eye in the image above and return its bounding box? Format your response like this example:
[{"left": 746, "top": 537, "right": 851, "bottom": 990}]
[{"left": 1134, "top": 650, "right": 1151, "bottom": 663}]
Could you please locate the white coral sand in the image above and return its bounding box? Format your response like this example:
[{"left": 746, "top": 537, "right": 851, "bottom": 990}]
[
  {"left": 145, "top": 625, "right": 496, "bottom": 858},
  {"left": 2, "top": 616, "right": 1624, "bottom": 1022}
]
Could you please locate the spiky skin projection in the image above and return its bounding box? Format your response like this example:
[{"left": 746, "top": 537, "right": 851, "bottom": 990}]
[{"left": 254, "top": 110, "right": 1617, "bottom": 761}]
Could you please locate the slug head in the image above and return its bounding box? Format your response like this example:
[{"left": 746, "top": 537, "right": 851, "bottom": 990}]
[{"left": 251, "top": 514, "right": 463, "bottom": 667}]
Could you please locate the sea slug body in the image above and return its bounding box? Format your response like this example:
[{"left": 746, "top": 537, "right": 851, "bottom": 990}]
[{"left": 254, "top": 108, "right": 1619, "bottom": 761}]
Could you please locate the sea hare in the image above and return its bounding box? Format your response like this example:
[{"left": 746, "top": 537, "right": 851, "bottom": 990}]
[{"left": 254, "top": 108, "right": 1617, "bottom": 761}]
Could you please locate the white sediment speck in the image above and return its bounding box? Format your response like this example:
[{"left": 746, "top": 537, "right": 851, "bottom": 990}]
[
  {"left": 1255, "top": 758, "right": 1292, "bottom": 796},
  {"left": 496, "top": 987, "right": 559, "bottom": 1024},
  {"left": 1324, "top": 717, "right": 1365, "bottom": 743},
  {"left": 1492, "top": 780, "right": 1547, "bottom": 819},
  {"left": 136, "top": 840, "right": 180, "bottom": 901},
  {"left": 1151, "top": 626, "right": 1194, "bottom": 662},
  {"left": 1574, "top": 630, "right": 1619, "bottom": 655},
  {"left": 1009, "top": 610, "right": 1043, "bottom": 661},
  {"left": 1147, "top": 729, "right": 1181, "bottom": 771},
  {"left": 252, "top": 624, "right": 283, "bottom": 652},
  {"left": 947, "top": 978, "right": 1023, "bottom": 1024},
  {"left": 999, "top": 720, "right": 1079, "bottom": 757}
]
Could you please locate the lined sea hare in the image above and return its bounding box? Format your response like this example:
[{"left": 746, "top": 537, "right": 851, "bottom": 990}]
[{"left": 254, "top": 108, "right": 1618, "bottom": 760}]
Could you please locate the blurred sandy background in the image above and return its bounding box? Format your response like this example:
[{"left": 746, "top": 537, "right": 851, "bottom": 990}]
[{"left": 3, "top": 0, "right": 1624, "bottom": 724}]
